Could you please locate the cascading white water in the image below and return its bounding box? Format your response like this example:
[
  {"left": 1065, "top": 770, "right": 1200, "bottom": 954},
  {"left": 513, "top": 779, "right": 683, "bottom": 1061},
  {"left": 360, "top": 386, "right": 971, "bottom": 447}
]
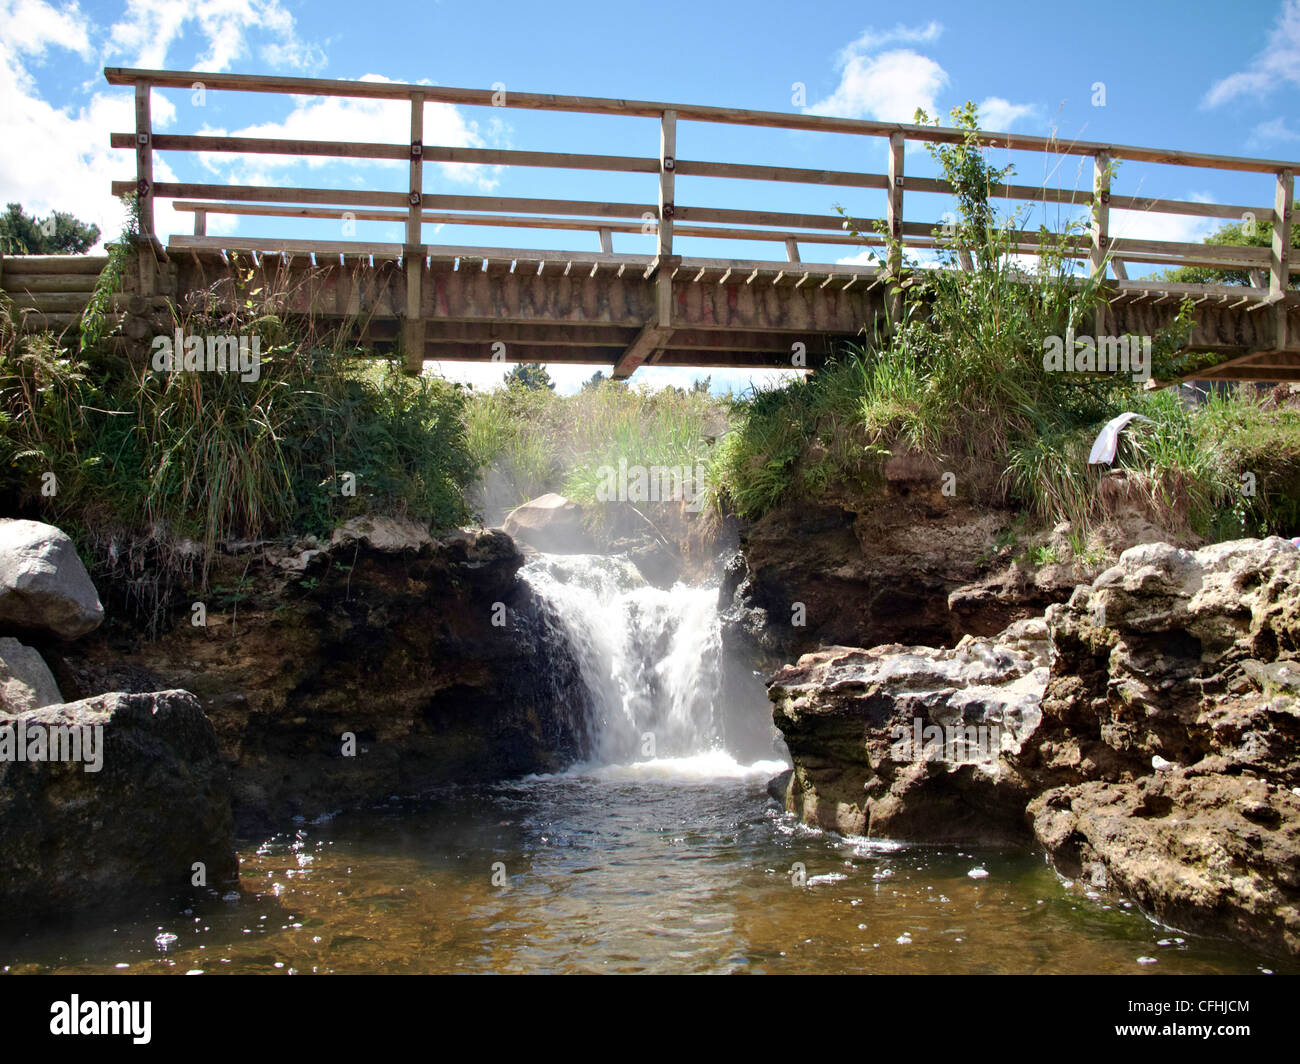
[{"left": 520, "top": 552, "right": 783, "bottom": 775}]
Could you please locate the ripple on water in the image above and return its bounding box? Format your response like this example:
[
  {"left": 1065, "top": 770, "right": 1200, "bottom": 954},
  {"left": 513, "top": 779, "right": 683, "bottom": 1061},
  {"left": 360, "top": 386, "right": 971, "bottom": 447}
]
[{"left": 0, "top": 772, "right": 1290, "bottom": 975}]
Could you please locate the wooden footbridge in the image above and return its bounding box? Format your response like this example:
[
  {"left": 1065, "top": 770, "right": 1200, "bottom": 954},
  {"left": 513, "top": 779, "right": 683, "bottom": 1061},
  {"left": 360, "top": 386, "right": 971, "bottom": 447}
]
[{"left": 3, "top": 67, "right": 1298, "bottom": 381}]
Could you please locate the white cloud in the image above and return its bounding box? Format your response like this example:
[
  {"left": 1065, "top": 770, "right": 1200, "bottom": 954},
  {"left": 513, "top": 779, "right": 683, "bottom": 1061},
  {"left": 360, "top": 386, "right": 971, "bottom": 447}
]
[
  {"left": 808, "top": 49, "right": 949, "bottom": 122},
  {"left": 1, "top": 0, "right": 94, "bottom": 61},
  {"left": 1249, "top": 115, "right": 1300, "bottom": 145},
  {"left": 834, "top": 21, "right": 943, "bottom": 65},
  {"left": 1204, "top": 0, "right": 1300, "bottom": 106},
  {"left": 107, "top": 0, "right": 324, "bottom": 73},
  {"left": 977, "top": 96, "right": 1038, "bottom": 131}
]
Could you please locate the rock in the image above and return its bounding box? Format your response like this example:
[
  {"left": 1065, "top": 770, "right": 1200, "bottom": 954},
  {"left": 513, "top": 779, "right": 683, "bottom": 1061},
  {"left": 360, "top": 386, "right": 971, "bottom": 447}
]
[
  {"left": 503, "top": 494, "right": 596, "bottom": 554},
  {"left": 0, "top": 690, "right": 238, "bottom": 916},
  {"left": 0, "top": 637, "right": 62, "bottom": 711},
  {"left": 1028, "top": 769, "right": 1300, "bottom": 958},
  {"left": 50, "top": 527, "right": 591, "bottom": 830},
  {"left": 766, "top": 768, "right": 793, "bottom": 804},
  {"left": 330, "top": 514, "right": 434, "bottom": 553},
  {"left": 0, "top": 519, "right": 104, "bottom": 639},
  {"left": 767, "top": 620, "right": 1050, "bottom": 842},
  {"left": 1012, "top": 536, "right": 1300, "bottom": 957}
]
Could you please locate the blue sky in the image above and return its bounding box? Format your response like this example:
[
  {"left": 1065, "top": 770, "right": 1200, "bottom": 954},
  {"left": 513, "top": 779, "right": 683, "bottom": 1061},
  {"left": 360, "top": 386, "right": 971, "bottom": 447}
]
[{"left": 2, "top": 0, "right": 1298, "bottom": 392}]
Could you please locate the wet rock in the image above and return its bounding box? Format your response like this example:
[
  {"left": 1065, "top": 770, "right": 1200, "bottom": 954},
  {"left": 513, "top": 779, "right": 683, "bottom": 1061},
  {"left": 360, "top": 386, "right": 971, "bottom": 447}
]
[
  {"left": 1013, "top": 536, "right": 1300, "bottom": 957},
  {"left": 767, "top": 622, "right": 1050, "bottom": 843},
  {"left": 0, "top": 519, "right": 104, "bottom": 640},
  {"left": 52, "top": 527, "right": 590, "bottom": 830},
  {"left": 0, "top": 636, "right": 62, "bottom": 712},
  {"left": 0, "top": 690, "right": 238, "bottom": 917}
]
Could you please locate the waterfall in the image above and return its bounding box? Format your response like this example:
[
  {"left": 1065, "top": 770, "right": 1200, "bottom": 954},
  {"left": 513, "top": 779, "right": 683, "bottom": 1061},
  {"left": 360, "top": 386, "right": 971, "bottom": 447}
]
[{"left": 519, "top": 552, "right": 783, "bottom": 772}]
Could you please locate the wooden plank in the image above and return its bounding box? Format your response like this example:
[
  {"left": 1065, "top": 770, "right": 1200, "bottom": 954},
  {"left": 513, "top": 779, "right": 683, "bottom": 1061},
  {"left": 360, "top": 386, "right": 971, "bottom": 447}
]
[
  {"left": 673, "top": 158, "right": 888, "bottom": 189},
  {"left": 1, "top": 273, "right": 103, "bottom": 292},
  {"left": 785, "top": 239, "right": 800, "bottom": 263},
  {"left": 135, "top": 81, "right": 153, "bottom": 239},
  {"left": 1111, "top": 259, "right": 1128, "bottom": 281},
  {"left": 113, "top": 181, "right": 410, "bottom": 208},
  {"left": 612, "top": 323, "right": 673, "bottom": 378},
  {"left": 659, "top": 110, "right": 676, "bottom": 259},
  {"left": 103, "top": 68, "right": 1300, "bottom": 174},
  {"left": 1274, "top": 168, "right": 1295, "bottom": 349},
  {"left": 0, "top": 255, "right": 108, "bottom": 274},
  {"left": 407, "top": 93, "right": 424, "bottom": 247},
  {"left": 1091, "top": 152, "right": 1110, "bottom": 276},
  {"left": 598, "top": 228, "right": 613, "bottom": 253}
]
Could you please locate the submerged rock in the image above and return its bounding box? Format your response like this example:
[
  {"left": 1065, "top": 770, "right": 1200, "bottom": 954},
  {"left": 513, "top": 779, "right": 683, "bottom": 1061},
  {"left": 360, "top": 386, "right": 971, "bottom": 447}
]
[
  {"left": 0, "top": 690, "right": 238, "bottom": 916},
  {"left": 0, "top": 519, "right": 104, "bottom": 640},
  {"left": 768, "top": 618, "right": 1050, "bottom": 843}
]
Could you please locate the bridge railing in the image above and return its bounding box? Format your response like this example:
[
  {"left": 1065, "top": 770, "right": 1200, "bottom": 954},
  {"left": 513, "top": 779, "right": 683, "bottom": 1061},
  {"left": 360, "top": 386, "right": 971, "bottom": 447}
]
[{"left": 105, "top": 67, "right": 1295, "bottom": 298}]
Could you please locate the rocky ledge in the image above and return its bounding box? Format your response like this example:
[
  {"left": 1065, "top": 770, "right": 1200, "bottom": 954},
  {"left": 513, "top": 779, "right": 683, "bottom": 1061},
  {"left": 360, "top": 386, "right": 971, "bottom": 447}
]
[
  {"left": 768, "top": 537, "right": 1300, "bottom": 958},
  {"left": 47, "top": 516, "right": 592, "bottom": 830}
]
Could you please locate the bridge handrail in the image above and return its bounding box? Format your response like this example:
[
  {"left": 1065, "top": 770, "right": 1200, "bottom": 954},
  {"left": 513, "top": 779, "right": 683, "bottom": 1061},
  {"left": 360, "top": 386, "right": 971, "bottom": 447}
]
[{"left": 105, "top": 66, "right": 1296, "bottom": 297}]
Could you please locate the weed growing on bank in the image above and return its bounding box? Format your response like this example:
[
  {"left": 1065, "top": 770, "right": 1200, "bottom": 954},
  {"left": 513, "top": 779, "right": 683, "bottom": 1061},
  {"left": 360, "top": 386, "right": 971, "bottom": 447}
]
[
  {"left": 710, "top": 102, "right": 1300, "bottom": 543},
  {"left": 1, "top": 257, "right": 476, "bottom": 588}
]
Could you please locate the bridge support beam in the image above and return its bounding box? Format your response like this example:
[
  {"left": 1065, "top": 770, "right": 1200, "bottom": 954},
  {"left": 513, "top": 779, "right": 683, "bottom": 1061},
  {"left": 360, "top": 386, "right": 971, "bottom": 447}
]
[
  {"left": 612, "top": 255, "right": 678, "bottom": 378},
  {"left": 1273, "top": 168, "right": 1294, "bottom": 350},
  {"left": 403, "top": 92, "right": 426, "bottom": 375}
]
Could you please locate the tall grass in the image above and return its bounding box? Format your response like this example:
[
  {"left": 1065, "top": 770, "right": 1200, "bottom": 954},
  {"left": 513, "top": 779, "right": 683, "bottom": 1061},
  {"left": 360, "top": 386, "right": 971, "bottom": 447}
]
[
  {"left": 1, "top": 259, "right": 476, "bottom": 590},
  {"left": 711, "top": 101, "right": 1300, "bottom": 545}
]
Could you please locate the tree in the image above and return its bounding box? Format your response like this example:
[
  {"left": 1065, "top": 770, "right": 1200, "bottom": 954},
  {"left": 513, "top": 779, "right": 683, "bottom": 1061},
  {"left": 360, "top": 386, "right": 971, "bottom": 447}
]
[
  {"left": 581, "top": 370, "right": 608, "bottom": 391},
  {"left": 503, "top": 362, "right": 555, "bottom": 390},
  {"left": 0, "top": 203, "right": 100, "bottom": 255},
  {"left": 691, "top": 375, "right": 712, "bottom": 394}
]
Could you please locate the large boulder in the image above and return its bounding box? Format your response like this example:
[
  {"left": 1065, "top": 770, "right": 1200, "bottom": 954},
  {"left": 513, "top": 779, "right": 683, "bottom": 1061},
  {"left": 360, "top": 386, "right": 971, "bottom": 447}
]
[
  {"left": 0, "top": 636, "right": 62, "bottom": 712},
  {"left": 768, "top": 618, "right": 1050, "bottom": 841},
  {"left": 0, "top": 519, "right": 104, "bottom": 640},
  {"left": 0, "top": 690, "right": 238, "bottom": 916},
  {"left": 503, "top": 494, "right": 596, "bottom": 554}
]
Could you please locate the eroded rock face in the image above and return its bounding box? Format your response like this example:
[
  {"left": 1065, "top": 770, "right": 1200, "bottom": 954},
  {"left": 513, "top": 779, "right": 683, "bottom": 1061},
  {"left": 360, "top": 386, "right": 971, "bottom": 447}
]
[
  {"left": 768, "top": 618, "right": 1050, "bottom": 843},
  {"left": 0, "top": 690, "right": 238, "bottom": 915},
  {"left": 1014, "top": 537, "right": 1300, "bottom": 957},
  {"left": 0, "top": 519, "right": 104, "bottom": 640},
  {"left": 767, "top": 537, "right": 1300, "bottom": 957},
  {"left": 50, "top": 527, "right": 592, "bottom": 830},
  {"left": 0, "top": 636, "right": 62, "bottom": 712},
  {"left": 720, "top": 498, "right": 1078, "bottom": 668}
]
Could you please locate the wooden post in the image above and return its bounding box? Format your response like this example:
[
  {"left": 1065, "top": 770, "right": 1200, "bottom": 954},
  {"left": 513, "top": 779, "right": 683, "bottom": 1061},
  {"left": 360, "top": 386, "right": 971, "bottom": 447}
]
[
  {"left": 1091, "top": 151, "right": 1110, "bottom": 277},
  {"left": 598, "top": 227, "right": 613, "bottom": 254},
  {"left": 886, "top": 131, "right": 905, "bottom": 324},
  {"left": 1272, "top": 168, "right": 1294, "bottom": 349},
  {"left": 193, "top": 209, "right": 206, "bottom": 236},
  {"left": 404, "top": 92, "right": 426, "bottom": 375},
  {"left": 134, "top": 80, "right": 155, "bottom": 295},
  {"left": 1111, "top": 258, "right": 1128, "bottom": 281},
  {"left": 785, "top": 238, "right": 800, "bottom": 263},
  {"left": 658, "top": 109, "right": 676, "bottom": 260}
]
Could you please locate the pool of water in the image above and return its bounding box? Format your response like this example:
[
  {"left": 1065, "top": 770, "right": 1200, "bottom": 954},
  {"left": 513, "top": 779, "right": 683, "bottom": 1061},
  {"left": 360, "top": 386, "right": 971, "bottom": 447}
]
[{"left": 1, "top": 758, "right": 1288, "bottom": 975}]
